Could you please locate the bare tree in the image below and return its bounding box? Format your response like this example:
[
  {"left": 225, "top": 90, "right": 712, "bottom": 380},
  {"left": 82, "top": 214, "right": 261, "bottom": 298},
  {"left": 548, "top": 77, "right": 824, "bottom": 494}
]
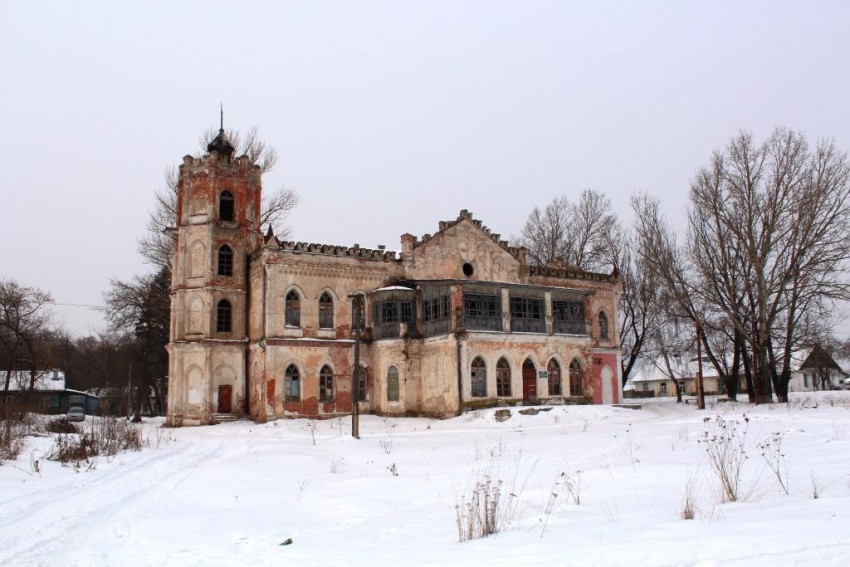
[
  {"left": 615, "top": 231, "right": 660, "bottom": 386},
  {"left": 519, "top": 191, "right": 651, "bottom": 382},
  {"left": 631, "top": 194, "right": 746, "bottom": 400},
  {"left": 139, "top": 126, "right": 299, "bottom": 269},
  {"left": 103, "top": 268, "right": 171, "bottom": 416},
  {"left": 518, "top": 189, "right": 620, "bottom": 272},
  {"left": 688, "top": 128, "right": 850, "bottom": 402},
  {"left": 0, "top": 279, "right": 54, "bottom": 393}
]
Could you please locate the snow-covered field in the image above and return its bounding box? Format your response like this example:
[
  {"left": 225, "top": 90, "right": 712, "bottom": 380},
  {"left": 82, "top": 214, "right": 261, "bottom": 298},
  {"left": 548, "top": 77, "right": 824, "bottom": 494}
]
[{"left": 3, "top": 394, "right": 850, "bottom": 567}]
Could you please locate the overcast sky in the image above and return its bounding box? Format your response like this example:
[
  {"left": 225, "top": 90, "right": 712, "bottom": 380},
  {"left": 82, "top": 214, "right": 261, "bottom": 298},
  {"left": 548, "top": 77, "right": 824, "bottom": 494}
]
[{"left": 3, "top": 1, "right": 849, "bottom": 336}]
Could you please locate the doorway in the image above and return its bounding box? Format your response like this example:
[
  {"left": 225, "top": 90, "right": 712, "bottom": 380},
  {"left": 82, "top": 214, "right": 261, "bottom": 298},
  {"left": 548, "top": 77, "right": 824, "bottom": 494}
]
[
  {"left": 218, "top": 385, "right": 232, "bottom": 414},
  {"left": 522, "top": 358, "right": 537, "bottom": 403}
]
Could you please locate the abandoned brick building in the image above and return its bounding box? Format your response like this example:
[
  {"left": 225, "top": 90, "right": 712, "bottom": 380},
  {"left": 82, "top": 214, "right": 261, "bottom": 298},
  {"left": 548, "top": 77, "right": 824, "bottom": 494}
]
[{"left": 166, "top": 130, "right": 623, "bottom": 426}]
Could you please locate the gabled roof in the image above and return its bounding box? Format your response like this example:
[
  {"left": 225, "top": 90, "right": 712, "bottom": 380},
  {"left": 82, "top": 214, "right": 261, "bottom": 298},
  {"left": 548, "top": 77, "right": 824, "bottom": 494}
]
[
  {"left": 799, "top": 344, "right": 843, "bottom": 372},
  {"left": 407, "top": 209, "right": 525, "bottom": 259}
]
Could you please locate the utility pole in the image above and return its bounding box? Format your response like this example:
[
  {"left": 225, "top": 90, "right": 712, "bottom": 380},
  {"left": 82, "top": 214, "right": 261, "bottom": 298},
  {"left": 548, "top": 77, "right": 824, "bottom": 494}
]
[
  {"left": 696, "top": 318, "right": 705, "bottom": 410},
  {"left": 350, "top": 293, "right": 363, "bottom": 439},
  {"left": 127, "top": 362, "right": 133, "bottom": 418}
]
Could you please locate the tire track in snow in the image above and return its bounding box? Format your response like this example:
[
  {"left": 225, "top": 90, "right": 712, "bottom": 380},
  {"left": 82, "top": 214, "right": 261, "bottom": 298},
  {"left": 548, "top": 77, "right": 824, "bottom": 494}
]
[{"left": 0, "top": 437, "right": 226, "bottom": 566}]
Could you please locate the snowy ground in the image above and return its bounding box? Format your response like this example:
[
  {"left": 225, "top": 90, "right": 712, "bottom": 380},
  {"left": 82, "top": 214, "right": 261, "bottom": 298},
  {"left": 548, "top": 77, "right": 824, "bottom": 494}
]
[{"left": 2, "top": 393, "right": 850, "bottom": 567}]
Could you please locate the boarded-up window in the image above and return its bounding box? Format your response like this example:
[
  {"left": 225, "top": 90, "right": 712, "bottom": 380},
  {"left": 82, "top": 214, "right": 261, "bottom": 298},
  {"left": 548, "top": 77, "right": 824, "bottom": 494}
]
[
  {"left": 387, "top": 366, "right": 399, "bottom": 402},
  {"left": 548, "top": 359, "right": 562, "bottom": 396},
  {"left": 598, "top": 311, "right": 609, "bottom": 340}
]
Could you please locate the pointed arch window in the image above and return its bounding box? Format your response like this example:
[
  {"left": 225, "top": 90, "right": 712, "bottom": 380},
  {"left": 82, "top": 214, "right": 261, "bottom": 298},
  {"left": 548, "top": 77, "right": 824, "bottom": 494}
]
[
  {"left": 598, "top": 311, "right": 609, "bottom": 340},
  {"left": 319, "top": 292, "right": 334, "bottom": 329},
  {"left": 569, "top": 359, "right": 584, "bottom": 396},
  {"left": 471, "top": 356, "right": 487, "bottom": 398},
  {"left": 216, "top": 299, "right": 232, "bottom": 333},
  {"left": 387, "top": 366, "right": 400, "bottom": 402},
  {"left": 319, "top": 365, "right": 334, "bottom": 402},
  {"left": 219, "top": 190, "right": 235, "bottom": 222},
  {"left": 547, "top": 359, "right": 562, "bottom": 396},
  {"left": 285, "top": 365, "right": 300, "bottom": 402},
  {"left": 496, "top": 357, "right": 512, "bottom": 397},
  {"left": 217, "top": 245, "right": 233, "bottom": 276},
  {"left": 285, "top": 290, "right": 301, "bottom": 327}
]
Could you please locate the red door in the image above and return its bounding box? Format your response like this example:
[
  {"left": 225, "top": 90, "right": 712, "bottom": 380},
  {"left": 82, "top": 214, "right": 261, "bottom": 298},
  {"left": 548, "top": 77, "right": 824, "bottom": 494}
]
[
  {"left": 522, "top": 360, "right": 537, "bottom": 403},
  {"left": 218, "top": 385, "right": 232, "bottom": 414}
]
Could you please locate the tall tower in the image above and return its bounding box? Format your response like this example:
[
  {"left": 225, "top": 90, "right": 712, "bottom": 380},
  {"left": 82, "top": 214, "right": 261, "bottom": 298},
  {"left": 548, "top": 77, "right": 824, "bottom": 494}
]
[{"left": 166, "top": 127, "right": 263, "bottom": 426}]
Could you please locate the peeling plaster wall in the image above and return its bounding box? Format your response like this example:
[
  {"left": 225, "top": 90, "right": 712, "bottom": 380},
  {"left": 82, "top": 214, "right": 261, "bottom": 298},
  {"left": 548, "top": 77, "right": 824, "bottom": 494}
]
[
  {"left": 169, "top": 177, "right": 624, "bottom": 425},
  {"left": 408, "top": 218, "right": 523, "bottom": 283}
]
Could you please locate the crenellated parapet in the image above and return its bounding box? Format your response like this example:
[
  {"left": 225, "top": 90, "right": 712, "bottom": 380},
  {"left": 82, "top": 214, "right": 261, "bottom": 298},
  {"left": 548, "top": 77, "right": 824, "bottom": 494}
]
[
  {"left": 274, "top": 240, "right": 401, "bottom": 262},
  {"left": 529, "top": 265, "right": 619, "bottom": 283},
  {"left": 180, "top": 152, "right": 263, "bottom": 174}
]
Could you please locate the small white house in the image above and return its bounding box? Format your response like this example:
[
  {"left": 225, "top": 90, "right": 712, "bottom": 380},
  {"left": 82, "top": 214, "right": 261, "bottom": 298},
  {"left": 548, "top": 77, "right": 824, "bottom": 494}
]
[{"left": 789, "top": 346, "right": 847, "bottom": 392}]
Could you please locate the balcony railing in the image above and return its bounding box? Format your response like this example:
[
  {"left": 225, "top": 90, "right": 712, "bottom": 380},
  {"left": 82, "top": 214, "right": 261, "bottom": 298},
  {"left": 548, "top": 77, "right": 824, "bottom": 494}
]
[
  {"left": 553, "top": 320, "right": 588, "bottom": 335},
  {"left": 374, "top": 322, "right": 418, "bottom": 340},
  {"left": 422, "top": 318, "right": 452, "bottom": 337},
  {"left": 510, "top": 318, "right": 545, "bottom": 333},
  {"left": 464, "top": 315, "right": 502, "bottom": 331}
]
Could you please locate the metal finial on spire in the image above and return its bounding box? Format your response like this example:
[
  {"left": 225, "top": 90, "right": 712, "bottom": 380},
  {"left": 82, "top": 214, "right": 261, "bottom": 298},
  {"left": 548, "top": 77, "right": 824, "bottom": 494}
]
[{"left": 207, "top": 105, "right": 235, "bottom": 157}]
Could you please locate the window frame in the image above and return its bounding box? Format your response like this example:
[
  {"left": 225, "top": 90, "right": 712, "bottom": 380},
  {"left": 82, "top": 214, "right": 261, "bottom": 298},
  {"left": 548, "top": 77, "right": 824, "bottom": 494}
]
[
  {"left": 217, "top": 244, "right": 233, "bottom": 277},
  {"left": 496, "top": 357, "right": 512, "bottom": 397},
  {"left": 463, "top": 292, "right": 502, "bottom": 331},
  {"left": 285, "top": 364, "right": 301, "bottom": 402},
  {"left": 509, "top": 295, "right": 545, "bottom": 333},
  {"left": 319, "top": 365, "right": 334, "bottom": 402},
  {"left": 319, "top": 292, "right": 334, "bottom": 329},
  {"left": 471, "top": 356, "right": 487, "bottom": 398},
  {"left": 216, "top": 299, "right": 232, "bottom": 333},
  {"left": 285, "top": 290, "right": 301, "bottom": 328},
  {"left": 553, "top": 299, "right": 586, "bottom": 335},
  {"left": 218, "top": 190, "right": 235, "bottom": 222},
  {"left": 569, "top": 358, "right": 584, "bottom": 396}
]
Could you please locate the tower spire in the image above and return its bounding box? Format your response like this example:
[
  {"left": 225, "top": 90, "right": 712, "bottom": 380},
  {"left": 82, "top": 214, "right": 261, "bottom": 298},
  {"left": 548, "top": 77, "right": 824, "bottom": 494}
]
[{"left": 207, "top": 105, "right": 235, "bottom": 157}]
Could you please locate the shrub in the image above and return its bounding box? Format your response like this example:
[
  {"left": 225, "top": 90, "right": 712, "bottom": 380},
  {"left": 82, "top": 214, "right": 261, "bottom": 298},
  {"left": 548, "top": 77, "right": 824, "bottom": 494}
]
[
  {"left": 0, "top": 419, "right": 27, "bottom": 463},
  {"left": 757, "top": 431, "right": 789, "bottom": 495},
  {"left": 697, "top": 414, "right": 749, "bottom": 502},
  {"left": 681, "top": 473, "right": 697, "bottom": 520},
  {"left": 47, "top": 418, "right": 79, "bottom": 434},
  {"left": 46, "top": 416, "right": 145, "bottom": 467},
  {"left": 454, "top": 471, "right": 526, "bottom": 542}
]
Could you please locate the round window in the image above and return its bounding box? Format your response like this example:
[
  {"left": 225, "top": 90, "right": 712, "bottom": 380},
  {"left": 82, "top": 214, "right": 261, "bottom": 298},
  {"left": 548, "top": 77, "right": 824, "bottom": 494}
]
[{"left": 462, "top": 262, "right": 474, "bottom": 277}]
